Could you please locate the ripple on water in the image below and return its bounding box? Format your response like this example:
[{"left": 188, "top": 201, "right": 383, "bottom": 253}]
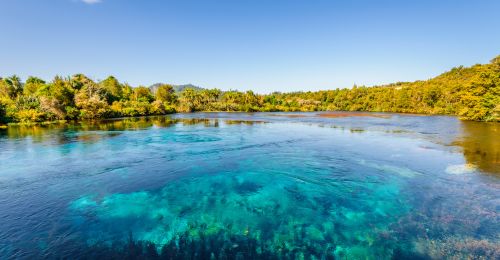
[{"left": 0, "top": 114, "right": 498, "bottom": 259}]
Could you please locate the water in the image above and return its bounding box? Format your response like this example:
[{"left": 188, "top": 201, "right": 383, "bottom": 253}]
[{"left": 0, "top": 112, "right": 498, "bottom": 259}]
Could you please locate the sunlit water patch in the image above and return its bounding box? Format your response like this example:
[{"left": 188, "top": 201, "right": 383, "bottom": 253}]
[{"left": 0, "top": 113, "right": 498, "bottom": 259}]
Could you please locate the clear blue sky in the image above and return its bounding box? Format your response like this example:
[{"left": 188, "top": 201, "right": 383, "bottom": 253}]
[{"left": 1, "top": 0, "right": 499, "bottom": 93}]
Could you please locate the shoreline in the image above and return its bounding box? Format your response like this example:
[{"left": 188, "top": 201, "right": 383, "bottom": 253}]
[{"left": 1, "top": 110, "right": 489, "bottom": 128}]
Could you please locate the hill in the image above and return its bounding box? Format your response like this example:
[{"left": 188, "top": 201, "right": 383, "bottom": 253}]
[
  {"left": 259, "top": 55, "right": 499, "bottom": 121},
  {"left": 0, "top": 55, "right": 498, "bottom": 124},
  {"left": 149, "top": 83, "right": 203, "bottom": 94}
]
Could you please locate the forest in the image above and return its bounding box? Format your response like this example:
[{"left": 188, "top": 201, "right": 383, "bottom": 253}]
[{"left": 1, "top": 55, "right": 498, "bottom": 125}]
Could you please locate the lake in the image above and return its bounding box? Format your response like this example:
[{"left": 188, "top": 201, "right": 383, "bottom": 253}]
[{"left": 0, "top": 112, "right": 498, "bottom": 259}]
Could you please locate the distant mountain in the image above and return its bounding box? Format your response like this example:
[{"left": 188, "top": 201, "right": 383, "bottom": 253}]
[{"left": 149, "top": 83, "right": 204, "bottom": 94}]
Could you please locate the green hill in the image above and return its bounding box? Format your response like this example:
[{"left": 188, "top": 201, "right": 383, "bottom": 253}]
[
  {"left": 149, "top": 83, "right": 203, "bottom": 94},
  {"left": 263, "top": 55, "right": 499, "bottom": 121},
  {"left": 0, "top": 55, "right": 498, "bottom": 124}
]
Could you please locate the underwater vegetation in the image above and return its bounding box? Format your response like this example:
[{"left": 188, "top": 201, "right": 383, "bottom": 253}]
[
  {"left": 70, "top": 166, "right": 412, "bottom": 259},
  {"left": 49, "top": 231, "right": 434, "bottom": 260},
  {"left": 1, "top": 114, "right": 499, "bottom": 259},
  {"left": 67, "top": 168, "right": 500, "bottom": 260},
  {"left": 415, "top": 237, "right": 500, "bottom": 260}
]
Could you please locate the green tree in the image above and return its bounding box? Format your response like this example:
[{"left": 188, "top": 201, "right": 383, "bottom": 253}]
[
  {"left": 155, "top": 84, "right": 176, "bottom": 104},
  {"left": 36, "top": 76, "right": 76, "bottom": 119},
  {"left": 1, "top": 54, "right": 498, "bottom": 123},
  {"left": 0, "top": 80, "right": 10, "bottom": 97},
  {"left": 3, "top": 75, "right": 23, "bottom": 98},
  {"left": 23, "top": 76, "right": 46, "bottom": 95},
  {"left": 133, "top": 86, "right": 154, "bottom": 102},
  {"left": 0, "top": 100, "right": 7, "bottom": 124},
  {"left": 179, "top": 88, "right": 199, "bottom": 112},
  {"left": 100, "top": 76, "right": 123, "bottom": 102},
  {"left": 122, "top": 83, "right": 134, "bottom": 100},
  {"left": 70, "top": 74, "right": 93, "bottom": 90},
  {"left": 75, "top": 81, "right": 110, "bottom": 119}
]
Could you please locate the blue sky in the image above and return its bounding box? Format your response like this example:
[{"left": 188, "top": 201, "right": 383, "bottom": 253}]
[{"left": 1, "top": 0, "right": 499, "bottom": 93}]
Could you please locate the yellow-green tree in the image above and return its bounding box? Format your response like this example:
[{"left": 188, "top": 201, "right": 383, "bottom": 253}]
[{"left": 155, "top": 84, "right": 176, "bottom": 104}]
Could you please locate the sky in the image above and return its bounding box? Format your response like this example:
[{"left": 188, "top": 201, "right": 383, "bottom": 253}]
[{"left": 0, "top": 0, "right": 499, "bottom": 93}]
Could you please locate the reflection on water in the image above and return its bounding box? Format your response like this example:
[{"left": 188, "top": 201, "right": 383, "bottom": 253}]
[
  {"left": 454, "top": 121, "right": 500, "bottom": 174},
  {"left": 0, "top": 117, "right": 266, "bottom": 144},
  {"left": 0, "top": 112, "right": 499, "bottom": 259},
  {"left": 2, "top": 114, "right": 497, "bottom": 174}
]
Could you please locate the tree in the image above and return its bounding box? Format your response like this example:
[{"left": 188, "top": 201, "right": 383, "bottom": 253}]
[
  {"left": 0, "top": 54, "right": 498, "bottom": 123},
  {"left": 122, "top": 83, "right": 134, "bottom": 100},
  {"left": 24, "top": 76, "right": 46, "bottom": 95},
  {"left": 75, "top": 81, "right": 110, "bottom": 119},
  {"left": 491, "top": 55, "right": 500, "bottom": 69},
  {"left": 3, "top": 75, "right": 23, "bottom": 98},
  {"left": 36, "top": 76, "right": 75, "bottom": 119},
  {"left": 133, "top": 86, "right": 154, "bottom": 102},
  {"left": 70, "top": 74, "right": 93, "bottom": 90},
  {"left": 100, "top": 76, "right": 123, "bottom": 102},
  {"left": 0, "top": 80, "right": 10, "bottom": 97},
  {"left": 0, "top": 100, "right": 7, "bottom": 124},
  {"left": 244, "top": 90, "right": 259, "bottom": 106},
  {"left": 155, "top": 84, "right": 176, "bottom": 104},
  {"left": 179, "top": 88, "right": 198, "bottom": 112}
]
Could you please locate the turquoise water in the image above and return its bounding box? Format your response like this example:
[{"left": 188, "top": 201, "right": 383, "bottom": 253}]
[{"left": 0, "top": 112, "right": 499, "bottom": 259}]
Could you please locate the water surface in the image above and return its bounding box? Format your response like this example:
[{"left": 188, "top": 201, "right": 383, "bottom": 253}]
[{"left": 0, "top": 112, "right": 498, "bottom": 259}]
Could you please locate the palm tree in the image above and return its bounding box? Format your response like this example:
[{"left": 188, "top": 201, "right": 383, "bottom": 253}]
[{"left": 4, "top": 75, "right": 22, "bottom": 97}]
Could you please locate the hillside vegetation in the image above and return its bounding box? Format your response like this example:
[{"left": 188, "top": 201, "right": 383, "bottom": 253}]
[
  {"left": 149, "top": 83, "right": 203, "bottom": 94},
  {"left": 1, "top": 56, "right": 499, "bottom": 125}
]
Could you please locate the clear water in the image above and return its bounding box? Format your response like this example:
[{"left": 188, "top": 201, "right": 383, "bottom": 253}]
[{"left": 0, "top": 112, "right": 498, "bottom": 259}]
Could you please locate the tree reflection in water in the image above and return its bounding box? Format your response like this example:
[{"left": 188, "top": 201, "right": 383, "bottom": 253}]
[{"left": 455, "top": 121, "right": 500, "bottom": 174}]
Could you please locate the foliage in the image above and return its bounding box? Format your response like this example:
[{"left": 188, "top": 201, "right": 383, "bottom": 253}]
[
  {"left": 154, "top": 84, "right": 176, "bottom": 104},
  {"left": 133, "top": 86, "right": 154, "bottom": 103},
  {"left": 99, "top": 76, "right": 123, "bottom": 102},
  {"left": 0, "top": 55, "right": 498, "bottom": 125},
  {"left": 23, "top": 76, "right": 45, "bottom": 96},
  {"left": 0, "top": 98, "right": 9, "bottom": 124}
]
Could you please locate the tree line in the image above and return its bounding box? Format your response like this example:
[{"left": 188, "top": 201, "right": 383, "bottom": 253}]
[{"left": 1, "top": 55, "right": 498, "bottom": 125}]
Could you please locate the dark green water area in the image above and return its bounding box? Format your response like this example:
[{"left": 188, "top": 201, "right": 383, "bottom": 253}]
[{"left": 0, "top": 112, "right": 498, "bottom": 259}]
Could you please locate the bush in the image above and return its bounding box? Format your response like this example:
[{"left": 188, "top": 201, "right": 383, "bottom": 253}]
[
  {"left": 77, "top": 97, "right": 110, "bottom": 120},
  {"left": 15, "top": 109, "right": 46, "bottom": 123}
]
